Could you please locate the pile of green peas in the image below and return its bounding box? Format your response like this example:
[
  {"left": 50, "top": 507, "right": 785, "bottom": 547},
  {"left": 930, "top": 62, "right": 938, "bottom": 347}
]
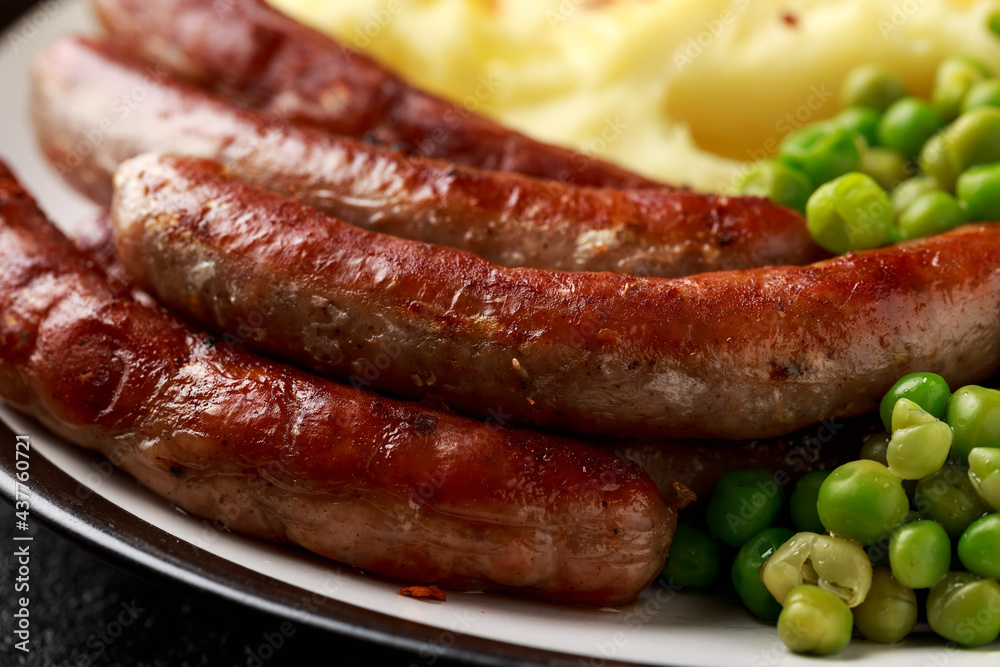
[
  {"left": 736, "top": 55, "right": 1000, "bottom": 254},
  {"left": 660, "top": 372, "right": 1000, "bottom": 655}
]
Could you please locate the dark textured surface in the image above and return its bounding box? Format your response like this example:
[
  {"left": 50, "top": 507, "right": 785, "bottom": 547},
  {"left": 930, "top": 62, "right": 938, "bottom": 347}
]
[
  {"left": 0, "top": 517, "right": 451, "bottom": 667},
  {"left": 0, "top": 1, "right": 473, "bottom": 665}
]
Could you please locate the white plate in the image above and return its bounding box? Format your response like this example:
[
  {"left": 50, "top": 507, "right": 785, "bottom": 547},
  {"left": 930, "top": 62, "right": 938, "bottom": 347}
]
[{"left": 1, "top": 2, "right": 998, "bottom": 665}]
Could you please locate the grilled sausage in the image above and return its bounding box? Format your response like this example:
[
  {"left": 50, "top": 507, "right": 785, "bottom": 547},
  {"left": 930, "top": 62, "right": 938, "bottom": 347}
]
[
  {"left": 32, "top": 37, "right": 826, "bottom": 278},
  {"left": 92, "top": 0, "right": 660, "bottom": 189},
  {"left": 111, "top": 153, "right": 1000, "bottom": 440},
  {"left": 66, "top": 209, "right": 863, "bottom": 502},
  {"left": 614, "top": 416, "right": 872, "bottom": 503},
  {"left": 0, "top": 160, "right": 675, "bottom": 605}
]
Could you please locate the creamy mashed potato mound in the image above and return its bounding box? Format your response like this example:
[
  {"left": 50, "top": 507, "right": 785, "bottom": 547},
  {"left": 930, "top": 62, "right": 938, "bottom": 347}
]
[{"left": 270, "top": 0, "right": 1000, "bottom": 192}]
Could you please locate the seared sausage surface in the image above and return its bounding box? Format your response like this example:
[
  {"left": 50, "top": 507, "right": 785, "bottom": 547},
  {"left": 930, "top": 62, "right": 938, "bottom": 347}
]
[
  {"left": 67, "top": 211, "right": 860, "bottom": 501},
  {"left": 92, "top": 0, "right": 659, "bottom": 189},
  {"left": 0, "top": 160, "right": 674, "bottom": 605},
  {"left": 32, "top": 37, "right": 826, "bottom": 278},
  {"left": 112, "top": 154, "right": 1000, "bottom": 440},
  {"left": 615, "top": 417, "right": 871, "bottom": 503}
]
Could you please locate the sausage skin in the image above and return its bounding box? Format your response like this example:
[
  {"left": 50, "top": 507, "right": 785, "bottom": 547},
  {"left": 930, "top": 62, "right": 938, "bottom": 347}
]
[
  {"left": 66, "top": 210, "right": 861, "bottom": 502},
  {"left": 111, "top": 154, "right": 1000, "bottom": 440},
  {"left": 92, "top": 0, "right": 660, "bottom": 189},
  {"left": 0, "top": 160, "right": 675, "bottom": 605},
  {"left": 32, "top": 37, "right": 826, "bottom": 278},
  {"left": 614, "top": 417, "right": 872, "bottom": 504}
]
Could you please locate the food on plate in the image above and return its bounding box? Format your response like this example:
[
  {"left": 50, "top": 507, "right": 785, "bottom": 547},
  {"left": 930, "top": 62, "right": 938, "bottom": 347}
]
[
  {"left": 399, "top": 585, "right": 448, "bottom": 601},
  {"left": 12, "top": 0, "right": 996, "bottom": 650},
  {"left": 851, "top": 568, "right": 918, "bottom": 644},
  {"left": 90, "top": 0, "right": 659, "bottom": 189},
  {"left": 612, "top": 417, "right": 866, "bottom": 503},
  {"left": 109, "top": 152, "right": 1000, "bottom": 440},
  {"left": 0, "top": 161, "right": 677, "bottom": 606},
  {"left": 736, "top": 56, "right": 1000, "bottom": 258},
  {"left": 32, "top": 37, "right": 825, "bottom": 279},
  {"left": 270, "top": 0, "right": 1000, "bottom": 192},
  {"left": 701, "top": 372, "right": 1000, "bottom": 653},
  {"left": 776, "top": 584, "right": 854, "bottom": 656},
  {"left": 66, "top": 208, "right": 864, "bottom": 510},
  {"left": 927, "top": 572, "right": 1000, "bottom": 647}
]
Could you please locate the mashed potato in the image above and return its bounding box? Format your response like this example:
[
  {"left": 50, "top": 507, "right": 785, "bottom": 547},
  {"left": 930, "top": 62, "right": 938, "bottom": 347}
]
[{"left": 270, "top": 0, "right": 1000, "bottom": 192}]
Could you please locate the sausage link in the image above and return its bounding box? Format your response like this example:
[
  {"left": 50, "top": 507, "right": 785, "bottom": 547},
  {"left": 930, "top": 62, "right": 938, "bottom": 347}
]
[
  {"left": 0, "top": 159, "right": 674, "bottom": 605},
  {"left": 112, "top": 154, "right": 1000, "bottom": 440},
  {"left": 32, "top": 37, "right": 826, "bottom": 278},
  {"left": 67, "top": 209, "right": 861, "bottom": 501},
  {"left": 92, "top": 0, "right": 660, "bottom": 189},
  {"left": 614, "top": 417, "right": 872, "bottom": 503}
]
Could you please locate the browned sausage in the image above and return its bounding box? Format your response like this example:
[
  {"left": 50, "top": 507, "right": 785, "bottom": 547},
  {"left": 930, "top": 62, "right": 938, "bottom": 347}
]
[
  {"left": 65, "top": 209, "right": 861, "bottom": 504},
  {"left": 92, "top": 0, "right": 661, "bottom": 189},
  {"left": 111, "top": 153, "right": 1000, "bottom": 441},
  {"left": 32, "top": 37, "right": 826, "bottom": 278},
  {"left": 0, "top": 159, "right": 675, "bottom": 605},
  {"left": 614, "top": 417, "right": 872, "bottom": 504}
]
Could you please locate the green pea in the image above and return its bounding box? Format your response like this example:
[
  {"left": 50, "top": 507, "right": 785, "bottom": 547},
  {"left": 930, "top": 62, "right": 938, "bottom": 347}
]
[
  {"left": 805, "top": 172, "right": 893, "bottom": 254},
  {"left": 896, "top": 190, "right": 968, "bottom": 240},
  {"left": 962, "top": 79, "right": 1000, "bottom": 114},
  {"left": 968, "top": 447, "right": 1000, "bottom": 510},
  {"left": 859, "top": 147, "right": 910, "bottom": 192},
  {"left": 927, "top": 572, "right": 1000, "bottom": 647},
  {"left": 892, "top": 175, "right": 940, "bottom": 217},
  {"left": 779, "top": 123, "right": 861, "bottom": 187},
  {"left": 945, "top": 384, "right": 1000, "bottom": 465},
  {"left": 920, "top": 107, "right": 1000, "bottom": 191},
  {"left": 889, "top": 520, "right": 951, "bottom": 588},
  {"left": 918, "top": 132, "right": 962, "bottom": 193},
  {"left": 660, "top": 522, "right": 720, "bottom": 589},
  {"left": 950, "top": 106, "right": 1000, "bottom": 168},
  {"left": 888, "top": 423, "right": 952, "bottom": 480},
  {"left": 957, "top": 513, "right": 1000, "bottom": 579},
  {"left": 991, "top": 8, "right": 1000, "bottom": 38},
  {"left": 735, "top": 160, "right": 813, "bottom": 214},
  {"left": 886, "top": 399, "right": 952, "bottom": 480},
  {"left": 731, "top": 526, "right": 794, "bottom": 620},
  {"left": 914, "top": 465, "right": 990, "bottom": 540},
  {"left": 778, "top": 585, "right": 854, "bottom": 656},
  {"left": 932, "top": 56, "right": 992, "bottom": 122},
  {"left": 705, "top": 470, "right": 784, "bottom": 547},
  {"left": 853, "top": 568, "right": 918, "bottom": 643},
  {"left": 840, "top": 64, "right": 906, "bottom": 113},
  {"left": 860, "top": 432, "right": 891, "bottom": 467},
  {"left": 990, "top": 8, "right": 1000, "bottom": 38},
  {"left": 957, "top": 162, "right": 1000, "bottom": 221},
  {"left": 760, "top": 532, "right": 873, "bottom": 608},
  {"left": 817, "top": 460, "right": 909, "bottom": 544},
  {"left": 879, "top": 372, "right": 951, "bottom": 431},
  {"left": 789, "top": 470, "right": 831, "bottom": 534},
  {"left": 890, "top": 396, "right": 939, "bottom": 432},
  {"left": 835, "top": 106, "right": 881, "bottom": 147},
  {"left": 878, "top": 97, "right": 942, "bottom": 160}
]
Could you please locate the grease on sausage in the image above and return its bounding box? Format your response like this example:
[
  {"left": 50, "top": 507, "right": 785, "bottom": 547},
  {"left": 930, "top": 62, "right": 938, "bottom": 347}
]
[
  {"left": 32, "top": 37, "right": 826, "bottom": 278},
  {"left": 0, "top": 160, "right": 674, "bottom": 605},
  {"left": 111, "top": 153, "right": 1000, "bottom": 440}
]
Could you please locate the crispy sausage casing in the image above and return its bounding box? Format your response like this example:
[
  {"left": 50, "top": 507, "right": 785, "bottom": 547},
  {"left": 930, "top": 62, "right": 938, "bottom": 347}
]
[
  {"left": 32, "top": 37, "right": 826, "bottom": 278},
  {"left": 0, "top": 160, "right": 674, "bottom": 605},
  {"left": 71, "top": 205, "right": 864, "bottom": 500},
  {"left": 112, "top": 154, "right": 1000, "bottom": 440},
  {"left": 92, "top": 0, "right": 659, "bottom": 189}
]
